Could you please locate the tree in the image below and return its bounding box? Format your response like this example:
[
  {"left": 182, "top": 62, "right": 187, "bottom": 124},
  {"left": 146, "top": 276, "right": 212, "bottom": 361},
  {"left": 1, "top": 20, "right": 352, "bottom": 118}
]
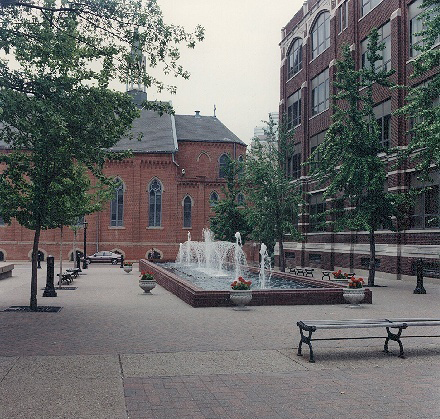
[
  {"left": 0, "top": 0, "right": 203, "bottom": 310},
  {"left": 242, "top": 116, "right": 301, "bottom": 272},
  {"left": 397, "top": 0, "right": 440, "bottom": 175},
  {"left": 210, "top": 157, "right": 251, "bottom": 243},
  {"left": 308, "top": 31, "right": 397, "bottom": 286}
]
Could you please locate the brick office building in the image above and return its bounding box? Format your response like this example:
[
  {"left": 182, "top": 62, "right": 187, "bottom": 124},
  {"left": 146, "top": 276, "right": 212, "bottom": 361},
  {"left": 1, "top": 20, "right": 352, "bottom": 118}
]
[
  {"left": 0, "top": 91, "right": 247, "bottom": 262},
  {"left": 279, "top": 0, "right": 439, "bottom": 278}
]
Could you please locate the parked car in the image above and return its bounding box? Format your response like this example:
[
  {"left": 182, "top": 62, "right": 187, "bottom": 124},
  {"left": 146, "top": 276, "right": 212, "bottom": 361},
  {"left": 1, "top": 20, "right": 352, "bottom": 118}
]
[{"left": 84, "top": 251, "right": 122, "bottom": 265}]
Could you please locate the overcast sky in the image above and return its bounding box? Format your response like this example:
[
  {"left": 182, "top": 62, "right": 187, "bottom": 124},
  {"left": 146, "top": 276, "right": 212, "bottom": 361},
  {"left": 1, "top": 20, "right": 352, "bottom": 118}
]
[{"left": 145, "top": 0, "right": 304, "bottom": 144}]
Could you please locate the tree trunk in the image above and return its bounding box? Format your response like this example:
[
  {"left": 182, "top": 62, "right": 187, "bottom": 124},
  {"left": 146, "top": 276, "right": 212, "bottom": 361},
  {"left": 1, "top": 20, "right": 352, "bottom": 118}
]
[
  {"left": 30, "top": 226, "right": 41, "bottom": 311},
  {"left": 368, "top": 228, "right": 376, "bottom": 287},
  {"left": 278, "top": 238, "right": 285, "bottom": 272}
]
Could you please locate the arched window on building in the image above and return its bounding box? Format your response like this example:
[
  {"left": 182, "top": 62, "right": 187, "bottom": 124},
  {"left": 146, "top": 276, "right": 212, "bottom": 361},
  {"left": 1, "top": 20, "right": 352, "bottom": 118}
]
[
  {"left": 209, "top": 191, "right": 218, "bottom": 207},
  {"left": 210, "top": 191, "right": 219, "bottom": 207},
  {"left": 237, "top": 193, "right": 245, "bottom": 206},
  {"left": 0, "top": 251, "right": 4, "bottom": 261},
  {"left": 311, "top": 12, "right": 330, "bottom": 59},
  {"left": 287, "top": 38, "right": 302, "bottom": 78},
  {"left": 110, "top": 178, "right": 124, "bottom": 227},
  {"left": 183, "top": 196, "right": 192, "bottom": 228},
  {"left": 149, "top": 178, "right": 162, "bottom": 227},
  {"left": 219, "top": 154, "right": 230, "bottom": 178}
]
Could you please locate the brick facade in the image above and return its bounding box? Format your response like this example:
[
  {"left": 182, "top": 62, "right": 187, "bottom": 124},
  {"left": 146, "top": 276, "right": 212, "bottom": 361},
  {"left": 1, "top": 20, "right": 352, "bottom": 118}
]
[
  {"left": 279, "top": 0, "right": 439, "bottom": 278},
  {"left": 0, "top": 112, "right": 246, "bottom": 263}
]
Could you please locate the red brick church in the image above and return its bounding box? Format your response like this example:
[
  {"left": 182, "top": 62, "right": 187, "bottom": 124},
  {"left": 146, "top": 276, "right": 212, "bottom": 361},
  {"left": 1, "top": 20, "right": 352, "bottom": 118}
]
[{"left": 0, "top": 90, "right": 247, "bottom": 262}]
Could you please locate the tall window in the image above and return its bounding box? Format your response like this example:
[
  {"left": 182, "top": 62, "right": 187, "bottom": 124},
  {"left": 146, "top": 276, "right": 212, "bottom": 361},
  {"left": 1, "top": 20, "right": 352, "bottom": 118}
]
[
  {"left": 373, "top": 100, "right": 391, "bottom": 149},
  {"left": 210, "top": 191, "right": 219, "bottom": 207},
  {"left": 339, "top": 1, "right": 348, "bottom": 33},
  {"left": 410, "top": 173, "right": 440, "bottom": 229},
  {"left": 110, "top": 179, "right": 124, "bottom": 227},
  {"left": 408, "top": 0, "right": 438, "bottom": 58},
  {"left": 288, "top": 142, "right": 302, "bottom": 179},
  {"left": 219, "top": 154, "right": 230, "bottom": 178},
  {"left": 361, "top": 0, "right": 384, "bottom": 17},
  {"left": 311, "top": 68, "right": 329, "bottom": 116},
  {"left": 310, "top": 131, "right": 326, "bottom": 169},
  {"left": 149, "top": 179, "right": 162, "bottom": 227},
  {"left": 287, "top": 38, "right": 302, "bottom": 78},
  {"left": 309, "top": 192, "right": 326, "bottom": 232},
  {"left": 361, "top": 22, "right": 391, "bottom": 71},
  {"left": 183, "top": 196, "right": 192, "bottom": 228},
  {"left": 287, "top": 89, "right": 301, "bottom": 129},
  {"left": 311, "top": 12, "right": 330, "bottom": 59},
  {"left": 0, "top": 216, "right": 4, "bottom": 226},
  {"left": 237, "top": 193, "right": 245, "bottom": 206}
]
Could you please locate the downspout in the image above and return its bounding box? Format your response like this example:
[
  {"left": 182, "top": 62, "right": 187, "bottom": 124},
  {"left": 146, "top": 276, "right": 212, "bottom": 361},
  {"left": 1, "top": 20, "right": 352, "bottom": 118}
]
[{"left": 171, "top": 113, "right": 179, "bottom": 167}]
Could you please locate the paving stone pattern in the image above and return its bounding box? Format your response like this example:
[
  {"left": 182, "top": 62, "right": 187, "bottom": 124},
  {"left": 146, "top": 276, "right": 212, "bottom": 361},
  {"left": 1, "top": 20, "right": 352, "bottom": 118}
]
[{"left": 0, "top": 263, "right": 439, "bottom": 418}]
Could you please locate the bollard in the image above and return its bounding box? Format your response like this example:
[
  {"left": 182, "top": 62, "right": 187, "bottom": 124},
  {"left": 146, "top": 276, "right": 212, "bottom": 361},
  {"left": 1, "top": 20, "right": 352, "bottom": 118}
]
[
  {"left": 76, "top": 251, "right": 82, "bottom": 272},
  {"left": 43, "top": 255, "right": 57, "bottom": 297},
  {"left": 37, "top": 251, "right": 42, "bottom": 269},
  {"left": 413, "top": 258, "right": 426, "bottom": 294},
  {"left": 120, "top": 254, "right": 124, "bottom": 268}
]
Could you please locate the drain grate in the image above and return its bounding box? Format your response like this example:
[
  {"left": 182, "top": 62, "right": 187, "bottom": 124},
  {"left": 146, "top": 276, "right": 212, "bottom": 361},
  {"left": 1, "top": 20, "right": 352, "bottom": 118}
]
[
  {"left": 3, "top": 306, "right": 63, "bottom": 313},
  {"left": 41, "top": 287, "right": 77, "bottom": 290}
]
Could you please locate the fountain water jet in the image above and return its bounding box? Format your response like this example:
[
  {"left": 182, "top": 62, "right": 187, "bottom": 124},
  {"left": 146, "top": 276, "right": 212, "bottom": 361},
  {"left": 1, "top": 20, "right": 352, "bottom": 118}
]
[
  {"left": 259, "top": 243, "right": 272, "bottom": 289},
  {"left": 176, "top": 229, "right": 247, "bottom": 280}
]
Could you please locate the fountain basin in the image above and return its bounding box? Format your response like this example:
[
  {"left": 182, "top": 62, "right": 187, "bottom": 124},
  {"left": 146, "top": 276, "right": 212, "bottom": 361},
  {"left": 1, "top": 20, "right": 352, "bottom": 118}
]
[{"left": 139, "top": 260, "right": 372, "bottom": 308}]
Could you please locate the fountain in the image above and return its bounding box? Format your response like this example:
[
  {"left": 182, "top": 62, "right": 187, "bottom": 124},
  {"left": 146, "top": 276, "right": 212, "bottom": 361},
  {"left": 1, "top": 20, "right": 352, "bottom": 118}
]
[
  {"left": 176, "top": 228, "right": 247, "bottom": 280},
  {"left": 140, "top": 229, "right": 373, "bottom": 307}
]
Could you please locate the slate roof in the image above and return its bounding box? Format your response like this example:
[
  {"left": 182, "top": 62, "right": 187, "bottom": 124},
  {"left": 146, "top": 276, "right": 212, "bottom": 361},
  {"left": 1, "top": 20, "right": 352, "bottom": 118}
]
[
  {"left": 174, "top": 115, "right": 245, "bottom": 146},
  {"left": 111, "top": 109, "right": 176, "bottom": 153},
  {"left": 0, "top": 110, "right": 245, "bottom": 153}
]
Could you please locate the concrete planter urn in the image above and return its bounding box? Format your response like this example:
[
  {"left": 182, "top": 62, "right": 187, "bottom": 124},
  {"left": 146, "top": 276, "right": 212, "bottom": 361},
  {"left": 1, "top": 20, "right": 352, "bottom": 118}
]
[
  {"left": 343, "top": 288, "right": 365, "bottom": 307},
  {"left": 230, "top": 290, "right": 252, "bottom": 310},
  {"left": 139, "top": 271, "right": 156, "bottom": 293},
  {"left": 123, "top": 265, "right": 133, "bottom": 273},
  {"left": 139, "top": 279, "right": 157, "bottom": 293}
]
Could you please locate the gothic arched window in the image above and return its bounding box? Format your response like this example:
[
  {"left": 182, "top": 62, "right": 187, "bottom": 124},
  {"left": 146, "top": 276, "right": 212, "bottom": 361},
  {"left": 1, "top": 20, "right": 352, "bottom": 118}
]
[
  {"left": 149, "top": 179, "right": 162, "bottom": 227},
  {"left": 219, "top": 154, "right": 230, "bottom": 178},
  {"left": 110, "top": 178, "right": 124, "bottom": 227},
  {"left": 183, "top": 196, "right": 192, "bottom": 228},
  {"left": 210, "top": 191, "right": 219, "bottom": 207}
]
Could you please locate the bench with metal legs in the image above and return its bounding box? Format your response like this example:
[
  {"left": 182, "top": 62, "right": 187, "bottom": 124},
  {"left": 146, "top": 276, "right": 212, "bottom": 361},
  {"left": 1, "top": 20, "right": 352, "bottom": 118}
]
[{"left": 296, "top": 319, "right": 440, "bottom": 363}]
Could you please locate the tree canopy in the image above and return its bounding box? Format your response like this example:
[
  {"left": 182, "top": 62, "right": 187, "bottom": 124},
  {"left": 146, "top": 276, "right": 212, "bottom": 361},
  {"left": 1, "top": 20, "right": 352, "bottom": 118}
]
[
  {"left": 0, "top": 0, "right": 204, "bottom": 309},
  {"left": 242, "top": 116, "right": 301, "bottom": 272},
  {"left": 210, "top": 157, "right": 251, "bottom": 244},
  {"left": 307, "top": 30, "right": 397, "bottom": 286}
]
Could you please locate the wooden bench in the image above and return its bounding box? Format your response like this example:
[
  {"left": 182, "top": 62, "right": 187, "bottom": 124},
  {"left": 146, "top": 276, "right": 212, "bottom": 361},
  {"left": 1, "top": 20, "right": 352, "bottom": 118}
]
[{"left": 296, "top": 318, "right": 440, "bottom": 363}]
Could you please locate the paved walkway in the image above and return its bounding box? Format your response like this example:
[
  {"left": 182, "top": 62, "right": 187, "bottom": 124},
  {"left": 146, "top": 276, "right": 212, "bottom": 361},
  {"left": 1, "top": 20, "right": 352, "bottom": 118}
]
[{"left": 0, "top": 262, "right": 439, "bottom": 418}]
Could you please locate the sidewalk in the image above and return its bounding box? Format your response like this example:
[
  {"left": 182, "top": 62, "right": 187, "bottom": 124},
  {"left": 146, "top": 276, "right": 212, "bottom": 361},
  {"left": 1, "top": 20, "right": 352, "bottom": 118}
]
[{"left": 0, "top": 262, "right": 439, "bottom": 418}]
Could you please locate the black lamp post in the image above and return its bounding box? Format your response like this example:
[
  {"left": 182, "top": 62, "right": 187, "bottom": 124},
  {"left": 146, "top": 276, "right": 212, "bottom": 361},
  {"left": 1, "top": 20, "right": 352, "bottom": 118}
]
[{"left": 82, "top": 220, "right": 88, "bottom": 269}]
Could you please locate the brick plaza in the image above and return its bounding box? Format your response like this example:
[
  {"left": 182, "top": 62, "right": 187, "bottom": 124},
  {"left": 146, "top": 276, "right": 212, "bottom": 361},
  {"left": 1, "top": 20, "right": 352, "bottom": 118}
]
[{"left": 0, "top": 263, "right": 439, "bottom": 418}]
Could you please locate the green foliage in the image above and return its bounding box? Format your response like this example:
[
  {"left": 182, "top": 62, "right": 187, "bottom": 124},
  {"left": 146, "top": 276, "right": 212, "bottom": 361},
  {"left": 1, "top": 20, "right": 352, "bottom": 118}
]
[
  {"left": 307, "top": 30, "right": 397, "bottom": 285},
  {"left": 0, "top": 0, "right": 204, "bottom": 93},
  {"left": 242, "top": 116, "right": 301, "bottom": 271},
  {"left": 0, "top": 0, "right": 204, "bottom": 309},
  {"left": 396, "top": 0, "right": 440, "bottom": 176},
  {"left": 210, "top": 157, "right": 251, "bottom": 243}
]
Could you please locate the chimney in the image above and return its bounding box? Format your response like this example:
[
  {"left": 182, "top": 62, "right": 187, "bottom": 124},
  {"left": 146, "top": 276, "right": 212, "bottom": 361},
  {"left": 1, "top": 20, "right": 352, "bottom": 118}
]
[{"left": 194, "top": 110, "right": 201, "bottom": 118}]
